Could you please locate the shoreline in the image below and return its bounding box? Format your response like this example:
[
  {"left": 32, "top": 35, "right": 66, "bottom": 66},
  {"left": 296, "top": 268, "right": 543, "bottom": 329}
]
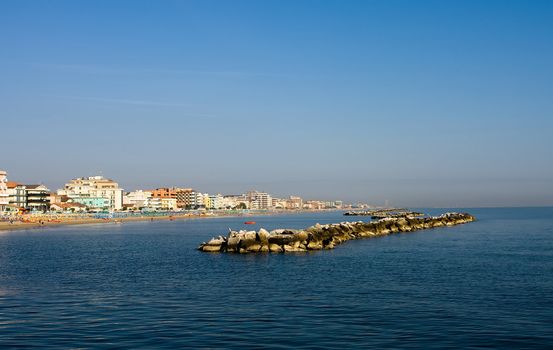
[{"left": 0, "top": 210, "right": 339, "bottom": 233}]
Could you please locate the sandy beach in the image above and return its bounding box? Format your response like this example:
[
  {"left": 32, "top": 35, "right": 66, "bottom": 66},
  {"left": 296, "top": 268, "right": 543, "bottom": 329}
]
[
  {"left": 0, "top": 210, "right": 318, "bottom": 233},
  {"left": 0, "top": 211, "right": 251, "bottom": 232}
]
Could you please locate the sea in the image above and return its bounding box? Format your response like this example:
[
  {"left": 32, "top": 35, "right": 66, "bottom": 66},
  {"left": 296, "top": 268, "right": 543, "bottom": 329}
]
[{"left": 0, "top": 207, "right": 552, "bottom": 349}]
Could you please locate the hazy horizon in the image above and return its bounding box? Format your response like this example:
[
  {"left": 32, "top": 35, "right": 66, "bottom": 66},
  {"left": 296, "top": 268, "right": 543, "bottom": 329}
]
[{"left": 2, "top": 0, "right": 552, "bottom": 207}]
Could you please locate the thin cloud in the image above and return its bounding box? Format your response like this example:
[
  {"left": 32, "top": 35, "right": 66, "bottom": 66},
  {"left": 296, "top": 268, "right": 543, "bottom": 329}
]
[
  {"left": 28, "top": 62, "right": 287, "bottom": 78},
  {"left": 52, "top": 95, "right": 216, "bottom": 118},
  {"left": 60, "top": 95, "right": 189, "bottom": 107}
]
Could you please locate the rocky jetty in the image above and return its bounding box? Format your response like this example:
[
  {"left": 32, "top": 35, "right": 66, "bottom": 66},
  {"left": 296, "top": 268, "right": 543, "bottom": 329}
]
[
  {"left": 198, "top": 212, "right": 476, "bottom": 253},
  {"left": 344, "top": 208, "right": 424, "bottom": 219}
]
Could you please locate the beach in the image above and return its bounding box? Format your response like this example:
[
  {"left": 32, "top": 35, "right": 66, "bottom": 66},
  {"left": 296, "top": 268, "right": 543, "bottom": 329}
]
[{"left": 0, "top": 210, "right": 324, "bottom": 232}]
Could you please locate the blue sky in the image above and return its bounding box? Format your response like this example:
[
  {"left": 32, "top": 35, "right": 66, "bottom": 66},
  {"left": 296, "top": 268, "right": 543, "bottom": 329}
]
[{"left": 1, "top": 0, "right": 552, "bottom": 207}]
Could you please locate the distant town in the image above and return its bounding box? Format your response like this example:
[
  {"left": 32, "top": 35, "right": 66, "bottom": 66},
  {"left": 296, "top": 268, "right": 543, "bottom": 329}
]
[{"left": 0, "top": 169, "right": 369, "bottom": 214}]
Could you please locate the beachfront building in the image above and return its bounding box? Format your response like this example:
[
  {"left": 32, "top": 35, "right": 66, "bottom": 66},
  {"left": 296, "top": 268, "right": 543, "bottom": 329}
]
[
  {"left": 179, "top": 190, "right": 206, "bottom": 209},
  {"left": 302, "top": 200, "right": 342, "bottom": 210},
  {"left": 161, "top": 198, "right": 178, "bottom": 211},
  {"left": 206, "top": 194, "right": 224, "bottom": 210},
  {"left": 71, "top": 196, "right": 111, "bottom": 209},
  {"left": 123, "top": 190, "right": 153, "bottom": 209},
  {"left": 272, "top": 197, "right": 287, "bottom": 209},
  {"left": 5, "top": 181, "right": 50, "bottom": 212},
  {"left": 175, "top": 188, "right": 193, "bottom": 208},
  {"left": 221, "top": 195, "right": 247, "bottom": 209},
  {"left": 0, "top": 170, "right": 8, "bottom": 211},
  {"left": 50, "top": 202, "right": 87, "bottom": 212},
  {"left": 150, "top": 187, "right": 177, "bottom": 199},
  {"left": 286, "top": 196, "right": 303, "bottom": 210},
  {"left": 7, "top": 182, "right": 27, "bottom": 210},
  {"left": 58, "top": 175, "right": 124, "bottom": 210},
  {"left": 324, "top": 200, "right": 343, "bottom": 209},
  {"left": 150, "top": 187, "right": 193, "bottom": 209},
  {"left": 247, "top": 191, "right": 273, "bottom": 210},
  {"left": 7, "top": 183, "right": 26, "bottom": 210},
  {"left": 147, "top": 197, "right": 162, "bottom": 211},
  {"left": 25, "top": 184, "right": 51, "bottom": 211}
]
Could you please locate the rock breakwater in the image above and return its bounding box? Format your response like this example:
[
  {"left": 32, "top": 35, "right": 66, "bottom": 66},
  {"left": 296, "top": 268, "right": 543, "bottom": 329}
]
[{"left": 198, "top": 212, "right": 476, "bottom": 253}]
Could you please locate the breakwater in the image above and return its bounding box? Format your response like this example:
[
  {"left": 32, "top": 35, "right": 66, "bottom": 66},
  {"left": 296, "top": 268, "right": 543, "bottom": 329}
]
[
  {"left": 198, "top": 212, "right": 476, "bottom": 253},
  {"left": 344, "top": 209, "right": 424, "bottom": 219}
]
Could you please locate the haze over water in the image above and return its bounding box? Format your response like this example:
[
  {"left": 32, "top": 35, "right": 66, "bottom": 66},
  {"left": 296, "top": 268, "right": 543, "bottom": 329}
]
[{"left": 1, "top": 208, "right": 552, "bottom": 348}]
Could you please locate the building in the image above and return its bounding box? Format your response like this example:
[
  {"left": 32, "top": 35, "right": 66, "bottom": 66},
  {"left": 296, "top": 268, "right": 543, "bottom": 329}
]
[
  {"left": 272, "top": 197, "right": 286, "bottom": 209},
  {"left": 150, "top": 187, "right": 177, "bottom": 199},
  {"left": 123, "top": 190, "right": 152, "bottom": 209},
  {"left": 221, "top": 195, "right": 246, "bottom": 209},
  {"left": 48, "top": 193, "right": 69, "bottom": 205},
  {"left": 0, "top": 170, "right": 8, "bottom": 211},
  {"left": 160, "top": 197, "right": 178, "bottom": 211},
  {"left": 286, "top": 196, "right": 303, "bottom": 210},
  {"left": 6, "top": 181, "right": 50, "bottom": 212},
  {"left": 24, "top": 184, "right": 51, "bottom": 211},
  {"left": 324, "top": 200, "right": 343, "bottom": 209},
  {"left": 150, "top": 187, "right": 193, "bottom": 208},
  {"left": 206, "top": 194, "right": 224, "bottom": 209},
  {"left": 179, "top": 190, "right": 205, "bottom": 209},
  {"left": 7, "top": 182, "right": 27, "bottom": 209},
  {"left": 146, "top": 197, "right": 162, "bottom": 211},
  {"left": 303, "top": 200, "right": 325, "bottom": 210},
  {"left": 247, "top": 191, "right": 273, "bottom": 210},
  {"left": 71, "top": 196, "right": 111, "bottom": 209},
  {"left": 175, "top": 188, "right": 193, "bottom": 208},
  {"left": 58, "top": 175, "right": 124, "bottom": 210},
  {"left": 50, "top": 202, "right": 87, "bottom": 212}
]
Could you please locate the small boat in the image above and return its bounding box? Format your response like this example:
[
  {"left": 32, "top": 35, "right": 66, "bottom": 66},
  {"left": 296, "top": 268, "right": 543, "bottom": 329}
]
[{"left": 244, "top": 221, "right": 256, "bottom": 225}]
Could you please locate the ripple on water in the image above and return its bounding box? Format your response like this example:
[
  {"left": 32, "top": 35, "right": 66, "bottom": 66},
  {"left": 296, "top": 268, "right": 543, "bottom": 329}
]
[{"left": 0, "top": 209, "right": 553, "bottom": 348}]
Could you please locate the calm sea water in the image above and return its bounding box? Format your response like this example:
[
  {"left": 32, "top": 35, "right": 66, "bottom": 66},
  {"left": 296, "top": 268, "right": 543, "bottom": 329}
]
[{"left": 1, "top": 208, "right": 552, "bottom": 349}]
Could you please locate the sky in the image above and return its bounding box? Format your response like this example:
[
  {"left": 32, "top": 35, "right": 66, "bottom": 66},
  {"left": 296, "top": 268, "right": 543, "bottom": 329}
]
[{"left": 1, "top": 0, "right": 552, "bottom": 207}]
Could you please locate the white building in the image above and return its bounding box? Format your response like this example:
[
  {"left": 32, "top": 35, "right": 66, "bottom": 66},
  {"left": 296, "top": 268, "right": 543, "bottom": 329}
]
[
  {"left": 206, "top": 194, "right": 224, "bottom": 209},
  {"left": 247, "top": 191, "right": 273, "bottom": 210},
  {"left": 161, "top": 197, "right": 178, "bottom": 211},
  {"left": 7, "top": 183, "right": 27, "bottom": 209},
  {"left": 146, "top": 197, "right": 162, "bottom": 211},
  {"left": 25, "top": 184, "right": 51, "bottom": 211},
  {"left": 58, "top": 175, "right": 124, "bottom": 210},
  {"left": 0, "top": 170, "right": 8, "bottom": 211},
  {"left": 222, "top": 195, "right": 247, "bottom": 209},
  {"left": 124, "top": 190, "right": 152, "bottom": 209}
]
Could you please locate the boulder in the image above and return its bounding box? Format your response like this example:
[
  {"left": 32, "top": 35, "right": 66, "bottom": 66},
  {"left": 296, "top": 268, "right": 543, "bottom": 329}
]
[
  {"left": 257, "top": 228, "right": 270, "bottom": 242},
  {"left": 227, "top": 236, "right": 241, "bottom": 251},
  {"left": 269, "top": 234, "right": 296, "bottom": 246},
  {"left": 295, "top": 231, "right": 308, "bottom": 242},
  {"left": 283, "top": 244, "right": 306, "bottom": 252},
  {"left": 307, "top": 241, "right": 323, "bottom": 250},
  {"left": 269, "top": 244, "right": 283, "bottom": 253},
  {"left": 246, "top": 244, "right": 262, "bottom": 252},
  {"left": 200, "top": 244, "right": 222, "bottom": 252}
]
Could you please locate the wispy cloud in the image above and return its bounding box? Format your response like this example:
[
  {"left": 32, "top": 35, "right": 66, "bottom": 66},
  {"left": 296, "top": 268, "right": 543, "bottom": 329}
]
[
  {"left": 59, "top": 95, "right": 190, "bottom": 107},
  {"left": 51, "top": 95, "right": 216, "bottom": 118},
  {"left": 28, "top": 62, "right": 287, "bottom": 78}
]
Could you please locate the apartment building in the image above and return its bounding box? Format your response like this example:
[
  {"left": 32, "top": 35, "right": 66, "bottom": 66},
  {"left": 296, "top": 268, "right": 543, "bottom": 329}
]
[{"left": 58, "top": 175, "right": 124, "bottom": 210}]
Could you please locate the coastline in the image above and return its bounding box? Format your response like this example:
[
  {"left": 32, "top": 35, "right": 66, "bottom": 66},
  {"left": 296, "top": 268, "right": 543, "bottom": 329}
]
[
  {"left": 0, "top": 210, "right": 337, "bottom": 233},
  {"left": 0, "top": 214, "right": 200, "bottom": 232}
]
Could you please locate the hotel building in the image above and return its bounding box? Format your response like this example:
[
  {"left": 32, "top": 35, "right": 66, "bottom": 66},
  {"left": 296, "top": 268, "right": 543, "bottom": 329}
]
[{"left": 58, "top": 175, "right": 124, "bottom": 210}]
